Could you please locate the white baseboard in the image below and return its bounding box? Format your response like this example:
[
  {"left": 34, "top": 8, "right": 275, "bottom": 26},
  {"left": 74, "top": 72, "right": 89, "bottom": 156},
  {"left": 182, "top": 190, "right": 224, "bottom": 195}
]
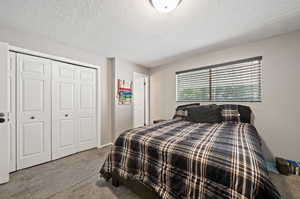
[
  {"left": 98, "top": 142, "right": 113, "bottom": 149},
  {"left": 0, "top": 176, "right": 9, "bottom": 185}
]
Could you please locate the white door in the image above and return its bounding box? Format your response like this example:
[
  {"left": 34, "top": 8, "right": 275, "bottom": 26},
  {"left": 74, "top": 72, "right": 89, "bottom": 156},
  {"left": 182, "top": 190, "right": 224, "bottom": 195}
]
[
  {"left": 133, "top": 73, "right": 146, "bottom": 128},
  {"left": 9, "top": 52, "right": 16, "bottom": 172},
  {"left": 17, "top": 54, "right": 52, "bottom": 169},
  {"left": 0, "top": 42, "right": 9, "bottom": 184},
  {"left": 52, "top": 63, "right": 97, "bottom": 157},
  {"left": 52, "top": 62, "right": 78, "bottom": 160},
  {"left": 77, "top": 67, "right": 97, "bottom": 151}
]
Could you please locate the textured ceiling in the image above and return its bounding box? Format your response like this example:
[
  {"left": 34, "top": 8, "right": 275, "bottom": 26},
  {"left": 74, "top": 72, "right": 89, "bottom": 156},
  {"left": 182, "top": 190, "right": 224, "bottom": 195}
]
[{"left": 1, "top": 0, "right": 300, "bottom": 67}]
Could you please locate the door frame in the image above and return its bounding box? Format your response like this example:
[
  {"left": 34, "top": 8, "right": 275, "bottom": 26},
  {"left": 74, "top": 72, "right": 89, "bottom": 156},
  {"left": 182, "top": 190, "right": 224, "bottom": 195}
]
[
  {"left": 8, "top": 45, "right": 103, "bottom": 150},
  {"left": 9, "top": 52, "right": 16, "bottom": 173},
  {"left": 132, "top": 72, "right": 149, "bottom": 128}
]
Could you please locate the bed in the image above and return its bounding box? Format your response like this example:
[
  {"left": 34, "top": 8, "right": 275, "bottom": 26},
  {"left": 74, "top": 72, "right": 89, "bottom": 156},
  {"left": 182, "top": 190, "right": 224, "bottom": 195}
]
[{"left": 100, "top": 105, "right": 280, "bottom": 199}]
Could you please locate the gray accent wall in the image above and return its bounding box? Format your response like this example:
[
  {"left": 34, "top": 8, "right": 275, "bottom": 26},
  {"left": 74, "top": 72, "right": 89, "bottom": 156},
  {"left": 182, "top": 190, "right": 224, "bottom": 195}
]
[{"left": 150, "top": 30, "right": 300, "bottom": 161}]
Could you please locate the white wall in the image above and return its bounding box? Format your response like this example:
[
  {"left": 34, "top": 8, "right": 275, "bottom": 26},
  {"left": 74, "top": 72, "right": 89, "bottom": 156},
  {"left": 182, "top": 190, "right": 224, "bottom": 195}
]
[
  {"left": 112, "top": 58, "right": 149, "bottom": 138},
  {"left": 0, "top": 27, "right": 112, "bottom": 146},
  {"left": 150, "top": 30, "right": 300, "bottom": 161}
]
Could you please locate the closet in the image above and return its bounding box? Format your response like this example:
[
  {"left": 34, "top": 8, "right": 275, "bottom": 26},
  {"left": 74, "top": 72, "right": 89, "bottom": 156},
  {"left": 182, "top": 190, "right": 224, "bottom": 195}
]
[
  {"left": 52, "top": 61, "right": 97, "bottom": 160},
  {"left": 9, "top": 52, "right": 98, "bottom": 171}
]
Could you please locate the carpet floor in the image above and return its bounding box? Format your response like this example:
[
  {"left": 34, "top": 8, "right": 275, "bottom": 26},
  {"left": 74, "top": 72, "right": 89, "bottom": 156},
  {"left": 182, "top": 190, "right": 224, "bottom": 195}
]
[{"left": 0, "top": 147, "right": 299, "bottom": 199}]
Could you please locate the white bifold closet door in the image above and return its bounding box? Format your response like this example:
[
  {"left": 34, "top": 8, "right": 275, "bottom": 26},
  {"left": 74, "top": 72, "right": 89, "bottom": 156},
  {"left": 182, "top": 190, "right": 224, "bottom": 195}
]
[
  {"left": 77, "top": 67, "right": 97, "bottom": 152},
  {"left": 52, "top": 62, "right": 97, "bottom": 160},
  {"left": 16, "top": 54, "right": 52, "bottom": 170},
  {"left": 52, "top": 62, "right": 78, "bottom": 160}
]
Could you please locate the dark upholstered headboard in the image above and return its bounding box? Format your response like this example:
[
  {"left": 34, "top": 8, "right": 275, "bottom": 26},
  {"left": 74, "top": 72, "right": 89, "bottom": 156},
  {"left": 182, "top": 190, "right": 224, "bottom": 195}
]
[
  {"left": 175, "top": 103, "right": 200, "bottom": 111},
  {"left": 173, "top": 103, "right": 253, "bottom": 123}
]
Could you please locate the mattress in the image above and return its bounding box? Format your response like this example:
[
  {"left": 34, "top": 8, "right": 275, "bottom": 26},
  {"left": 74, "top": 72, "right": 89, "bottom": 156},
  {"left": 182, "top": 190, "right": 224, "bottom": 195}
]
[{"left": 100, "top": 119, "right": 280, "bottom": 199}]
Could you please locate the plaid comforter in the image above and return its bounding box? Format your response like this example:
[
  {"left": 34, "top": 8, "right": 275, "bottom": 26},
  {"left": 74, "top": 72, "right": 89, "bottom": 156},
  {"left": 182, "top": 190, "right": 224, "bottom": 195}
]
[{"left": 100, "top": 120, "right": 280, "bottom": 199}]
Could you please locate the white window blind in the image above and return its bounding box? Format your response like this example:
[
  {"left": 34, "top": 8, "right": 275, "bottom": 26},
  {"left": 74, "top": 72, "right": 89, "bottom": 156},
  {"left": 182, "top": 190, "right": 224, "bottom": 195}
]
[
  {"left": 176, "top": 69, "right": 210, "bottom": 101},
  {"left": 176, "top": 56, "right": 262, "bottom": 102}
]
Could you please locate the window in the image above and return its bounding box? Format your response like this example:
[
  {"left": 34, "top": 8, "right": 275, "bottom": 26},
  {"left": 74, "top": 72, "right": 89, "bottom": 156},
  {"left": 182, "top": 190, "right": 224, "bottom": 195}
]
[{"left": 176, "top": 56, "right": 262, "bottom": 102}]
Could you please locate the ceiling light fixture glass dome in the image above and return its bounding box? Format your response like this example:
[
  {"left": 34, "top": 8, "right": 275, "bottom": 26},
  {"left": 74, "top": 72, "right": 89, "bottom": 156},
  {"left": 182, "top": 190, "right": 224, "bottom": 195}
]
[{"left": 149, "top": 0, "right": 182, "bottom": 13}]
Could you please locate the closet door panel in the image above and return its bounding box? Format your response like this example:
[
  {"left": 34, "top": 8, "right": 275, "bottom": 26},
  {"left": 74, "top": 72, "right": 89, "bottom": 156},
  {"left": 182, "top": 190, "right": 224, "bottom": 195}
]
[
  {"left": 22, "top": 122, "right": 44, "bottom": 155},
  {"left": 17, "top": 54, "right": 51, "bottom": 169},
  {"left": 22, "top": 79, "right": 44, "bottom": 111},
  {"left": 59, "top": 119, "right": 75, "bottom": 147},
  {"left": 80, "top": 85, "right": 94, "bottom": 108},
  {"left": 78, "top": 68, "right": 97, "bottom": 151},
  {"left": 52, "top": 62, "right": 78, "bottom": 160},
  {"left": 60, "top": 83, "right": 74, "bottom": 109}
]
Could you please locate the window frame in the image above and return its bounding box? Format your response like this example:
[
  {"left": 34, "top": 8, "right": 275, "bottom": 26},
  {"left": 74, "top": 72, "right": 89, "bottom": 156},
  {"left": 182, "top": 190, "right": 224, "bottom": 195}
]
[{"left": 176, "top": 56, "right": 262, "bottom": 102}]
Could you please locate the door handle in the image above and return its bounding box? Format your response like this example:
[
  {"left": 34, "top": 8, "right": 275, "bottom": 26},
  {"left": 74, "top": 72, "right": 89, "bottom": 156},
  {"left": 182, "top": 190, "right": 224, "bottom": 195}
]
[
  {"left": 30, "top": 116, "right": 35, "bottom": 120},
  {"left": 65, "top": 114, "right": 69, "bottom": 117},
  {"left": 0, "top": 113, "right": 5, "bottom": 123}
]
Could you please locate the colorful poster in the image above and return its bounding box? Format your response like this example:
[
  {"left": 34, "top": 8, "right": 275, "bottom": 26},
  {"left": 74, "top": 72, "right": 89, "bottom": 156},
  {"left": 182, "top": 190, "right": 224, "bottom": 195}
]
[{"left": 118, "top": 79, "right": 132, "bottom": 105}]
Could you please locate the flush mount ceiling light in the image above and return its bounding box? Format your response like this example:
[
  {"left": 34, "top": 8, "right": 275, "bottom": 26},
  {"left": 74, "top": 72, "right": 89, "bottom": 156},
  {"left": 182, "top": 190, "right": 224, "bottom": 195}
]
[{"left": 149, "top": 0, "right": 182, "bottom": 13}]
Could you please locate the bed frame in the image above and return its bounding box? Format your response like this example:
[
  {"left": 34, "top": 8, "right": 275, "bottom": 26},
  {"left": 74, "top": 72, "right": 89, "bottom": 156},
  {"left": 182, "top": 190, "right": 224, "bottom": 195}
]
[
  {"left": 111, "top": 171, "right": 161, "bottom": 199},
  {"left": 111, "top": 171, "right": 120, "bottom": 187}
]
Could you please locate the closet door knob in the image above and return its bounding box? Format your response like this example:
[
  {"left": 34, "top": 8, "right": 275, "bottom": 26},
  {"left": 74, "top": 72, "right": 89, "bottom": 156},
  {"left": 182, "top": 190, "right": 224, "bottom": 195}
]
[
  {"left": 30, "top": 116, "right": 35, "bottom": 120},
  {"left": 65, "top": 114, "right": 69, "bottom": 117}
]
